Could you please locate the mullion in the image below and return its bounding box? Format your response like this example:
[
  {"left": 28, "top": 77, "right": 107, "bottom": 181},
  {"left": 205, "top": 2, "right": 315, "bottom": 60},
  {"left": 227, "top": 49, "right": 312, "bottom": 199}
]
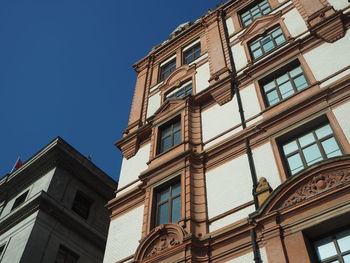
[
  {"left": 314, "top": 130, "right": 329, "bottom": 161},
  {"left": 333, "top": 236, "right": 345, "bottom": 263},
  {"left": 274, "top": 78, "right": 284, "bottom": 102}
]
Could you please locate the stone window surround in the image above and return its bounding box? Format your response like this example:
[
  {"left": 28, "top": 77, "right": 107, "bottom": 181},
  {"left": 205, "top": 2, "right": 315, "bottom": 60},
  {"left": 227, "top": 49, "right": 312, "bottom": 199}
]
[
  {"left": 312, "top": 226, "right": 350, "bottom": 262},
  {"left": 153, "top": 36, "right": 205, "bottom": 86},
  {"left": 240, "top": 19, "right": 293, "bottom": 64},
  {"left": 258, "top": 59, "right": 310, "bottom": 107},
  {"left": 271, "top": 113, "right": 350, "bottom": 181},
  {"left": 224, "top": 0, "right": 281, "bottom": 36}
]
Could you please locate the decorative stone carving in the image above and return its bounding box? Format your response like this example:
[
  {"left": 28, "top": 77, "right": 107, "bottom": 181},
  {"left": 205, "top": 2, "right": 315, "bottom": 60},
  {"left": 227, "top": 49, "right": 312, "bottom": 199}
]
[
  {"left": 134, "top": 224, "right": 189, "bottom": 261},
  {"left": 256, "top": 177, "right": 273, "bottom": 206},
  {"left": 309, "top": 11, "right": 345, "bottom": 43},
  {"left": 282, "top": 168, "right": 350, "bottom": 208},
  {"left": 146, "top": 234, "right": 180, "bottom": 258}
]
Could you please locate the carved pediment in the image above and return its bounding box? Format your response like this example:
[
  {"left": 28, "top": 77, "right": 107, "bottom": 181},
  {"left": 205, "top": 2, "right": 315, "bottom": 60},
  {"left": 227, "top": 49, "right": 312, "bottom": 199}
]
[
  {"left": 150, "top": 99, "right": 185, "bottom": 121},
  {"left": 134, "top": 224, "right": 189, "bottom": 261},
  {"left": 258, "top": 156, "right": 350, "bottom": 215},
  {"left": 239, "top": 12, "right": 282, "bottom": 42},
  {"left": 161, "top": 65, "right": 195, "bottom": 90}
]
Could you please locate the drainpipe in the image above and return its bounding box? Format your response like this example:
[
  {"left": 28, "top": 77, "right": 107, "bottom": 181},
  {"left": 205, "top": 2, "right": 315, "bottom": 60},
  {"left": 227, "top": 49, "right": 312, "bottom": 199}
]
[
  {"left": 234, "top": 83, "right": 262, "bottom": 263},
  {"left": 219, "top": 9, "right": 262, "bottom": 262}
]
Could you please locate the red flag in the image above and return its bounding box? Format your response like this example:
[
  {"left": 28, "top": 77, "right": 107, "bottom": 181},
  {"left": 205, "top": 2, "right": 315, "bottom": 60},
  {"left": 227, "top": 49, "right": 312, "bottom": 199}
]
[
  {"left": 10, "top": 157, "right": 23, "bottom": 173},
  {"left": 15, "top": 159, "right": 23, "bottom": 169}
]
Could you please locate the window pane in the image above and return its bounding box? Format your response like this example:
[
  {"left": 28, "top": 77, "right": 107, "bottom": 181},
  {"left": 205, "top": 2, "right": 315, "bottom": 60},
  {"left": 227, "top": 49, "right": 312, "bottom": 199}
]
[
  {"left": 299, "top": 132, "right": 316, "bottom": 147},
  {"left": 253, "top": 49, "right": 263, "bottom": 59},
  {"left": 275, "top": 35, "right": 286, "bottom": 45},
  {"left": 267, "top": 90, "right": 279, "bottom": 106},
  {"left": 272, "top": 28, "right": 283, "bottom": 37},
  {"left": 173, "top": 130, "right": 181, "bottom": 145},
  {"left": 315, "top": 124, "right": 332, "bottom": 139},
  {"left": 158, "top": 189, "right": 169, "bottom": 202},
  {"left": 294, "top": 75, "right": 308, "bottom": 90},
  {"left": 287, "top": 153, "right": 304, "bottom": 174},
  {"left": 262, "top": 8, "right": 271, "bottom": 14},
  {"left": 336, "top": 229, "right": 350, "bottom": 252},
  {"left": 283, "top": 140, "right": 298, "bottom": 155},
  {"left": 263, "top": 41, "right": 275, "bottom": 52},
  {"left": 290, "top": 66, "right": 303, "bottom": 77},
  {"left": 172, "top": 183, "right": 181, "bottom": 196},
  {"left": 276, "top": 74, "right": 289, "bottom": 85},
  {"left": 263, "top": 81, "right": 275, "bottom": 92},
  {"left": 279, "top": 82, "right": 294, "bottom": 99},
  {"left": 158, "top": 203, "right": 169, "bottom": 225},
  {"left": 162, "top": 136, "right": 171, "bottom": 152},
  {"left": 343, "top": 254, "right": 350, "bottom": 263},
  {"left": 315, "top": 237, "right": 337, "bottom": 260},
  {"left": 321, "top": 137, "right": 341, "bottom": 158},
  {"left": 303, "top": 144, "right": 323, "bottom": 165},
  {"left": 171, "top": 197, "right": 181, "bottom": 223},
  {"left": 250, "top": 41, "right": 260, "bottom": 50}
]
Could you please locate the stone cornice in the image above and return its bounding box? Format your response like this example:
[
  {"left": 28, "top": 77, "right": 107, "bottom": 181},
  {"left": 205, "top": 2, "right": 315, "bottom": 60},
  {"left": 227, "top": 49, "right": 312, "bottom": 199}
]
[{"left": 0, "top": 191, "right": 106, "bottom": 249}]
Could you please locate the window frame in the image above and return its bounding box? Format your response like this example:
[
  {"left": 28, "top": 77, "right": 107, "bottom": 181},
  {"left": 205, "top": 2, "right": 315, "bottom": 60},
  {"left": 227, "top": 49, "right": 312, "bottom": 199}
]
[
  {"left": 0, "top": 242, "right": 7, "bottom": 261},
  {"left": 55, "top": 245, "right": 79, "bottom": 263},
  {"left": 183, "top": 42, "right": 201, "bottom": 65},
  {"left": 279, "top": 121, "right": 343, "bottom": 176},
  {"left": 11, "top": 190, "right": 29, "bottom": 211},
  {"left": 312, "top": 227, "right": 350, "bottom": 263},
  {"left": 159, "top": 58, "right": 176, "bottom": 82},
  {"left": 157, "top": 117, "right": 182, "bottom": 154},
  {"left": 248, "top": 25, "right": 287, "bottom": 60},
  {"left": 153, "top": 180, "right": 181, "bottom": 227},
  {"left": 71, "top": 191, "right": 93, "bottom": 220},
  {"left": 167, "top": 82, "right": 193, "bottom": 99},
  {"left": 259, "top": 61, "right": 309, "bottom": 107},
  {"left": 239, "top": 0, "right": 272, "bottom": 27}
]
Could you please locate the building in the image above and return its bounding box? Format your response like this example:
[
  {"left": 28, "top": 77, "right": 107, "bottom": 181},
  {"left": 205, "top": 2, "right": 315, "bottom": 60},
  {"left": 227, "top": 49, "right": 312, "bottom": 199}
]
[
  {"left": 104, "top": 0, "right": 350, "bottom": 262},
  {"left": 0, "top": 137, "right": 117, "bottom": 263}
]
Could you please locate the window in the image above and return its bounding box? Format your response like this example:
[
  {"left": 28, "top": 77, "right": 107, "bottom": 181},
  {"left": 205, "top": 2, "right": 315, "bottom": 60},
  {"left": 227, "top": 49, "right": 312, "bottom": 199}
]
[
  {"left": 55, "top": 245, "right": 79, "bottom": 263},
  {"left": 158, "top": 118, "right": 181, "bottom": 153},
  {"left": 282, "top": 123, "right": 342, "bottom": 175},
  {"left": 72, "top": 191, "right": 93, "bottom": 220},
  {"left": 183, "top": 43, "right": 201, "bottom": 64},
  {"left": 155, "top": 182, "right": 181, "bottom": 226},
  {"left": 0, "top": 243, "right": 6, "bottom": 259},
  {"left": 159, "top": 58, "right": 176, "bottom": 81},
  {"left": 240, "top": 0, "right": 272, "bottom": 27},
  {"left": 261, "top": 62, "right": 309, "bottom": 106},
  {"left": 249, "top": 26, "right": 286, "bottom": 60},
  {"left": 314, "top": 228, "right": 350, "bottom": 263},
  {"left": 167, "top": 83, "right": 192, "bottom": 99},
  {"left": 11, "top": 190, "right": 29, "bottom": 211}
]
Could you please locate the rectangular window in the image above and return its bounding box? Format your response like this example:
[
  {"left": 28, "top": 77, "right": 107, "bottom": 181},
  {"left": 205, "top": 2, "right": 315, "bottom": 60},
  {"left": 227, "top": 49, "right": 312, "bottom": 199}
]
[
  {"left": 11, "top": 190, "right": 29, "bottom": 211},
  {"left": 314, "top": 228, "right": 350, "bottom": 263},
  {"left": 249, "top": 26, "right": 286, "bottom": 60},
  {"left": 167, "top": 83, "right": 192, "bottom": 99},
  {"left": 183, "top": 43, "right": 201, "bottom": 64},
  {"left": 282, "top": 123, "right": 342, "bottom": 175},
  {"left": 159, "top": 58, "right": 176, "bottom": 81},
  {"left": 155, "top": 181, "right": 181, "bottom": 226},
  {"left": 0, "top": 243, "right": 6, "bottom": 259},
  {"left": 72, "top": 191, "right": 93, "bottom": 220},
  {"left": 261, "top": 62, "right": 309, "bottom": 106},
  {"left": 240, "top": 0, "right": 272, "bottom": 27},
  {"left": 158, "top": 118, "right": 181, "bottom": 153},
  {"left": 55, "top": 245, "right": 79, "bottom": 263}
]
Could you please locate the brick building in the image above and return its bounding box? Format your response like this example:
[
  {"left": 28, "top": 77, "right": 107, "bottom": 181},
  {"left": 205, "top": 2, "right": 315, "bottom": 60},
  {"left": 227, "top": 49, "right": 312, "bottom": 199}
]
[{"left": 104, "top": 0, "right": 350, "bottom": 262}]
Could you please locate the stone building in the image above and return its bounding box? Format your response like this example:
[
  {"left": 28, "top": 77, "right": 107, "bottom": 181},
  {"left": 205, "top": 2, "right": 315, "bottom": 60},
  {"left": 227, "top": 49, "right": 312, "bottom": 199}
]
[
  {"left": 0, "top": 137, "right": 117, "bottom": 263},
  {"left": 104, "top": 0, "right": 350, "bottom": 262}
]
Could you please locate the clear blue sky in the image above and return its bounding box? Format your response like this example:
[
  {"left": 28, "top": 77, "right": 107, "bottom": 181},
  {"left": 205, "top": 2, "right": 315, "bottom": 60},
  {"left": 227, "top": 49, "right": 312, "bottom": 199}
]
[{"left": 0, "top": 0, "right": 222, "bottom": 180}]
